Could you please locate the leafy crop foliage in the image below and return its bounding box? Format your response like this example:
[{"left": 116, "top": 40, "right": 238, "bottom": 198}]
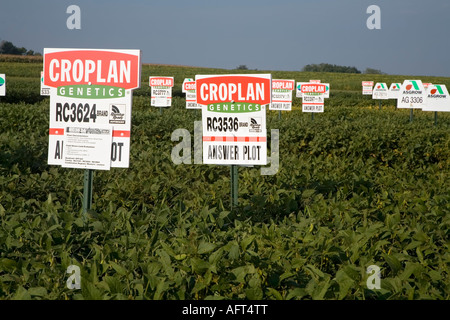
[{"left": 0, "top": 56, "right": 449, "bottom": 300}]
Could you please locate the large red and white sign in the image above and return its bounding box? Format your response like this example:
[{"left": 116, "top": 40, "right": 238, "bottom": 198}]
[
  {"left": 270, "top": 79, "right": 295, "bottom": 111},
  {"left": 196, "top": 74, "right": 271, "bottom": 165},
  {"left": 44, "top": 48, "right": 141, "bottom": 169},
  {"left": 44, "top": 49, "right": 140, "bottom": 90}
]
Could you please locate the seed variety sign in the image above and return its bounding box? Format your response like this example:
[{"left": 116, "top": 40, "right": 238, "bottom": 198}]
[
  {"left": 422, "top": 84, "right": 450, "bottom": 112},
  {"left": 149, "top": 76, "right": 174, "bottom": 107},
  {"left": 270, "top": 79, "right": 295, "bottom": 111},
  {"left": 301, "top": 83, "right": 326, "bottom": 113},
  {"left": 372, "top": 83, "right": 389, "bottom": 99},
  {"left": 43, "top": 48, "right": 141, "bottom": 169},
  {"left": 387, "top": 83, "right": 401, "bottom": 99},
  {"left": 0, "top": 74, "right": 5, "bottom": 96},
  {"left": 297, "top": 81, "right": 329, "bottom": 98},
  {"left": 40, "top": 71, "right": 51, "bottom": 96},
  {"left": 182, "top": 78, "right": 199, "bottom": 109},
  {"left": 362, "top": 81, "right": 374, "bottom": 95},
  {"left": 196, "top": 74, "right": 271, "bottom": 165},
  {"left": 397, "top": 80, "right": 427, "bottom": 109}
]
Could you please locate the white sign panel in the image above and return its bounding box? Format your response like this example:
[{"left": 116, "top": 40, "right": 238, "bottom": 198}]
[
  {"left": 0, "top": 74, "right": 5, "bottom": 96},
  {"left": 196, "top": 74, "right": 271, "bottom": 165},
  {"left": 296, "top": 82, "right": 307, "bottom": 98},
  {"left": 387, "top": 83, "right": 401, "bottom": 99},
  {"left": 270, "top": 79, "right": 295, "bottom": 111},
  {"left": 362, "top": 81, "right": 374, "bottom": 95},
  {"left": 322, "top": 83, "right": 330, "bottom": 98},
  {"left": 422, "top": 84, "right": 450, "bottom": 112},
  {"left": 150, "top": 76, "right": 174, "bottom": 107},
  {"left": 302, "top": 83, "right": 326, "bottom": 113},
  {"left": 397, "top": 80, "right": 427, "bottom": 109},
  {"left": 182, "top": 78, "right": 193, "bottom": 93},
  {"left": 183, "top": 80, "right": 199, "bottom": 109},
  {"left": 372, "top": 83, "right": 389, "bottom": 99},
  {"left": 40, "top": 71, "right": 51, "bottom": 96},
  {"left": 43, "top": 48, "right": 141, "bottom": 169},
  {"left": 62, "top": 126, "right": 112, "bottom": 170}
]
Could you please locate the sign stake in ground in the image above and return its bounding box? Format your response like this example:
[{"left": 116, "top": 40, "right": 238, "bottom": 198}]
[
  {"left": 83, "top": 169, "right": 94, "bottom": 218},
  {"left": 196, "top": 74, "right": 271, "bottom": 208},
  {"left": 44, "top": 48, "right": 141, "bottom": 219},
  {"left": 230, "top": 165, "right": 239, "bottom": 208}
]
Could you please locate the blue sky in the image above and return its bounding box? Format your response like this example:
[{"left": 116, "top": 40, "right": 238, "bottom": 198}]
[{"left": 1, "top": 0, "right": 450, "bottom": 76}]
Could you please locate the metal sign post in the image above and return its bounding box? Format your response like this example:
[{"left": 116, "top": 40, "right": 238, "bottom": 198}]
[
  {"left": 82, "top": 169, "right": 94, "bottom": 221},
  {"left": 230, "top": 165, "right": 239, "bottom": 209}
]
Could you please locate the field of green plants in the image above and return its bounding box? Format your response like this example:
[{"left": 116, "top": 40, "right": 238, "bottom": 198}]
[{"left": 0, "top": 55, "right": 449, "bottom": 300}]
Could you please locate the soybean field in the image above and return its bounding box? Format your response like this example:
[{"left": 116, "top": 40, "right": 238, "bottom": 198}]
[{"left": 0, "top": 55, "right": 449, "bottom": 300}]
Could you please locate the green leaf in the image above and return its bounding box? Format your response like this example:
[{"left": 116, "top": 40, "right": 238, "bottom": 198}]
[
  {"left": 228, "top": 242, "right": 240, "bottom": 260},
  {"left": 382, "top": 253, "right": 402, "bottom": 276},
  {"left": 198, "top": 241, "right": 216, "bottom": 254},
  {"left": 240, "top": 235, "right": 255, "bottom": 251},
  {"left": 109, "top": 261, "right": 127, "bottom": 276},
  {"left": 28, "top": 286, "right": 47, "bottom": 297},
  {"left": 286, "top": 288, "right": 307, "bottom": 300},
  {"left": 12, "top": 287, "right": 31, "bottom": 300},
  {"left": 266, "top": 287, "right": 283, "bottom": 300},
  {"left": 245, "top": 287, "right": 263, "bottom": 300},
  {"left": 191, "top": 258, "right": 210, "bottom": 274},
  {"left": 0, "top": 258, "right": 17, "bottom": 272}
]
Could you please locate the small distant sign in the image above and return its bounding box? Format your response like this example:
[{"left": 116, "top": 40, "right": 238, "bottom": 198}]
[
  {"left": 149, "top": 76, "right": 174, "bottom": 107},
  {"left": 372, "top": 83, "right": 389, "bottom": 99},
  {"left": 362, "top": 81, "right": 374, "bottom": 95},
  {"left": 270, "top": 79, "right": 295, "bottom": 111},
  {"left": 183, "top": 79, "right": 199, "bottom": 109},
  {"left": 40, "top": 71, "right": 51, "bottom": 96},
  {"left": 387, "top": 83, "right": 401, "bottom": 99},
  {"left": 302, "top": 83, "right": 326, "bottom": 113},
  {"left": 0, "top": 74, "right": 5, "bottom": 96}
]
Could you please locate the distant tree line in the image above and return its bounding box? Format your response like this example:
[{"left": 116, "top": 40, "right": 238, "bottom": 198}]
[
  {"left": 301, "top": 63, "right": 385, "bottom": 74},
  {"left": 302, "top": 63, "right": 361, "bottom": 73},
  {"left": 0, "top": 40, "right": 41, "bottom": 56},
  {"left": 363, "top": 67, "right": 385, "bottom": 74}
]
